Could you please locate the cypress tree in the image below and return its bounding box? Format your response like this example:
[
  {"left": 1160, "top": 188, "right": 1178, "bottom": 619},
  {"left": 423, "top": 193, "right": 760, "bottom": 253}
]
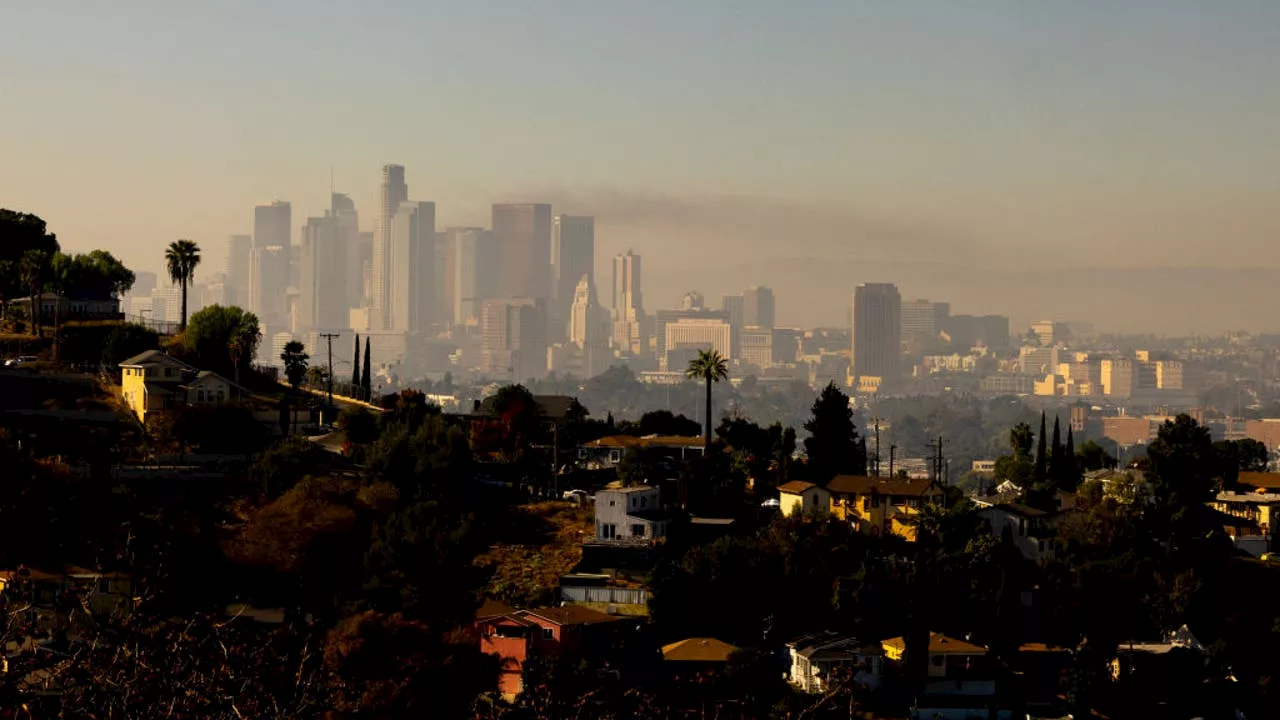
[
  {"left": 1033, "top": 411, "right": 1048, "bottom": 485},
  {"left": 362, "top": 337, "right": 372, "bottom": 400},
  {"left": 1050, "top": 415, "right": 1063, "bottom": 487},
  {"left": 351, "top": 334, "right": 360, "bottom": 396},
  {"left": 1064, "top": 425, "right": 1079, "bottom": 491}
]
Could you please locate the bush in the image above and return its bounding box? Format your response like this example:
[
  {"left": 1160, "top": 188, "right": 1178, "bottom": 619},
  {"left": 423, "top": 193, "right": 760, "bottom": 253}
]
[
  {"left": 170, "top": 403, "right": 268, "bottom": 454},
  {"left": 100, "top": 322, "right": 160, "bottom": 368}
]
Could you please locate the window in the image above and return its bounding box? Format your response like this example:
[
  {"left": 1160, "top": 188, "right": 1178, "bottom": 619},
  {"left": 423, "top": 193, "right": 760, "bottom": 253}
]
[
  {"left": 609, "top": 500, "right": 615, "bottom": 507},
  {"left": 631, "top": 497, "right": 637, "bottom": 508},
  {"left": 631, "top": 524, "right": 645, "bottom": 537},
  {"left": 97, "top": 578, "right": 110, "bottom": 594},
  {"left": 1018, "top": 518, "right": 1026, "bottom": 536},
  {"left": 216, "top": 390, "right": 224, "bottom": 402},
  {"left": 164, "top": 368, "right": 173, "bottom": 378},
  {"left": 870, "top": 494, "right": 880, "bottom": 508},
  {"left": 542, "top": 628, "right": 554, "bottom": 639},
  {"left": 931, "top": 655, "right": 944, "bottom": 667},
  {"left": 1038, "top": 540, "right": 1046, "bottom": 553},
  {"left": 609, "top": 449, "right": 621, "bottom": 463},
  {"left": 197, "top": 390, "right": 205, "bottom": 402},
  {"left": 906, "top": 497, "right": 919, "bottom": 508},
  {"left": 639, "top": 496, "right": 647, "bottom": 508}
]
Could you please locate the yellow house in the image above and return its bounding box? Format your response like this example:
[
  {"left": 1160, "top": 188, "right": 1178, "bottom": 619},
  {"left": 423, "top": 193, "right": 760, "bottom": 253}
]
[
  {"left": 882, "top": 633, "right": 988, "bottom": 678},
  {"left": 119, "top": 350, "right": 238, "bottom": 423},
  {"left": 825, "top": 475, "right": 946, "bottom": 541},
  {"left": 777, "top": 480, "right": 831, "bottom": 518}
]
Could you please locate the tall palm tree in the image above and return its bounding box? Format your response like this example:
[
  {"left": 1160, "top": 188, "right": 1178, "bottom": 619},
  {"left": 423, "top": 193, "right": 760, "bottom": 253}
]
[
  {"left": 685, "top": 348, "right": 729, "bottom": 448},
  {"left": 164, "top": 239, "right": 201, "bottom": 331}
]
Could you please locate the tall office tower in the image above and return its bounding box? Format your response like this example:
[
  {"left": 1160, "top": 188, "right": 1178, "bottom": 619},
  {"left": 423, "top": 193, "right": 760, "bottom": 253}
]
[
  {"left": 331, "top": 193, "right": 362, "bottom": 312},
  {"left": 663, "top": 317, "right": 733, "bottom": 371},
  {"left": 298, "top": 214, "right": 349, "bottom": 332},
  {"left": 357, "top": 232, "right": 373, "bottom": 305},
  {"left": 432, "top": 231, "right": 454, "bottom": 328},
  {"left": 131, "top": 271, "right": 158, "bottom": 297},
  {"left": 610, "top": 250, "right": 645, "bottom": 353},
  {"left": 900, "top": 299, "right": 950, "bottom": 354},
  {"left": 371, "top": 164, "right": 409, "bottom": 322},
  {"left": 492, "top": 203, "right": 552, "bottom": 301},
  {"left": 851, "top": 283, "right": 902, "bottom": 392},
  {"left": 449, "top": 227, "right": 496, "bottom": 326},
  {"left": 253, "top": 201, "right": 291, "bottom": 249},
  {"left": 225, "top": 235, "right": 252, "bottom": 306},
  {"left": 721, "top": 294, "right": 745, "bottom": 328},
  {"left": 480, "top": 298, "right": 547, "bottom": 382},
  {"left": 743, "top": 286, "right": 775, "bottom": 329},
  {"left": 249, "top": 245, "right": 289, "bottom": 327},
  {"left": 551, "top": 215, "right": 595, "bottom": 341},
  {"left": 388, "top": 200, "right": 435, "bottom": 332},
  {"left": 1100, "top": 358, "right": 1137, "bottom": 398}
]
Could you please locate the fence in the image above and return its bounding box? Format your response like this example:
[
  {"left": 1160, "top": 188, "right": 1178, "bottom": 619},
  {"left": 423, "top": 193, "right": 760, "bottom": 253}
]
[{"left": 559, "top": 586, "right": 649, "bottom": 606}]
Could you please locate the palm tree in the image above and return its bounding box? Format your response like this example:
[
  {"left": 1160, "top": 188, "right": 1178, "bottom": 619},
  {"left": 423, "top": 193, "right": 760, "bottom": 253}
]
[
  {"left": 227, "top": 314, "right": 261, "bottom": 386},
  {"left": 164, "top": 239, "right": 201, "bottom": 331},
  {"left": 685, "top": 348, "right": 729, "bottom": 448},
  {"left": 280, "top": 341, "right": 309, "bottom": 392}
]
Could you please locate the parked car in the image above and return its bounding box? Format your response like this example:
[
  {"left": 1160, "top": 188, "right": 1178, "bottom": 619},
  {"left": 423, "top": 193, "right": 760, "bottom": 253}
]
[{"left": 3, "top": 356, "right": 37, "bottom": 368}]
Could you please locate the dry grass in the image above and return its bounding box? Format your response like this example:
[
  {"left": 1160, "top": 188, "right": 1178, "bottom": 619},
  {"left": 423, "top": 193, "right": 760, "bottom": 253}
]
[{"left": 475, "top": 501, "right": 593, "bottom": 607}]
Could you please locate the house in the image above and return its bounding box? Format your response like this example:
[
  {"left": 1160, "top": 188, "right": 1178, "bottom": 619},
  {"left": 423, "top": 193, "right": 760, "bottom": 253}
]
[
  {"left": 0, "top": 566, "right": 133, "bottom": 635},
  {"left": 11, "top": 292, "right": 122, "bottom": 322},
  {"left": 118, "top": 350, "right": 240, "bottom": 423},
  {"left": 881, "top": 633, "right": 989, "bottom": 680},
  {"left": 1209, "top": 488, "right": 1278, "bottom": 556},
  {"left": 825, "top": 475, "right": 946, "bottom": 541},
  {"left": 475, "top": 605, "right": 636, "bottom": 699},
  {"left": 787, "top": 632, "right": 883, "bottom": 693},
  {"left": 777, "top": 480, "right": 831, "bottom": 518},
  {"left": 978, "top": 503, "right": 1061, "bottom": 562},
  {"left": 578, "top": 434, "right": 706, "bottom": 468},
  {"left": 661, "top": 637, "right": 738, "bottom": 665},
  {"left": 594, "top": 485, "right": 670, "bottom": 543}
]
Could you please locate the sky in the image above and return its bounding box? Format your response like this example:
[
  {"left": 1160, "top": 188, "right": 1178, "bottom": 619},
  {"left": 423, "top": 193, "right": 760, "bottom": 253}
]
[{"left": 3, "top": 1, "right": 1279, "bottom": 333}]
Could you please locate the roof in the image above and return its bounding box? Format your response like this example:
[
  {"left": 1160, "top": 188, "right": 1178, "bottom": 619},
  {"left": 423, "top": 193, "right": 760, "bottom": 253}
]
[
  {"left": 661, "top": 637, "right": 738, "bottom": 663},
  {"left": 476, "top": 598, "right": 515, "bottom": 620},
  {"left": 882, "top": 632, "right": 986, "bottom": 656},
  {"left": 1237, "top": 472, "right": 1280, "bottom": 491},
  {"left": 989, "top": 503, "right": 1049, "bottom": 519},
  {"left": 585, "top": 434, "right": 706, "bottom": 450},
  {"left": 523, "top": 605, "right": 626, "bottom": 627},
  {"left": 826, "top": 475, "right": 938, "bottom": 497},
  {"left": 789, "top": 632, "right": 881, "bottom": 659},
  {"left": 1018, "top": 643, "right": 1072, "bottom": 653},
  {"left": 119, "top": 349, "right": 193, "bottom": 370},
  {"left": 777, "top": 480, "right": 819, "bottom": 495},
  {"left": 599, "top": 485, "right": 659, "bottom": 494}
]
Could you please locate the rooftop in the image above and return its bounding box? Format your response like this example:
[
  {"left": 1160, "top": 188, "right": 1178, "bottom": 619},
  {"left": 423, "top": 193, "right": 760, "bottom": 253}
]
[
  {"left": 661, "top": 637, "right": 738, "bottom": 663},
  {"left": 1237, "top": 472, "right": 1280, "bottom": 491},
  {"left": 882, "top": 632, "right": 987, "bottom": 656},
  {"left": 777, "top": 480, "right": 818, "bottom": 494},
  {"left": 826, "top": 475, "right": 938, "bottom": 497},
  {"left": 523, "top": 605, "right": 628, "bottom": 627},
  {"left": 119, "top": 349, "right": 194, "bottom": 370}
]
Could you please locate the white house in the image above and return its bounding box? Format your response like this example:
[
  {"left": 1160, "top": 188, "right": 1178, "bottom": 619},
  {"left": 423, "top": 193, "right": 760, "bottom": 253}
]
[{"left": 787, "top": 632, "right": 882, "bottom": 693}]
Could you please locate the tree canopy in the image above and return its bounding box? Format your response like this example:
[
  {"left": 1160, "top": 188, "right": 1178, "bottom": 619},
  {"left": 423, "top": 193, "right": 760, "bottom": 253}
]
[
  {"left": 802, "top": 381, "right": 866, "bottom": 481},
  {"left": 51, "top": 250, "right": 135, "bottom": 299},
  {"left": 182, "top": 304, "right": 261, "bottom": 378}
]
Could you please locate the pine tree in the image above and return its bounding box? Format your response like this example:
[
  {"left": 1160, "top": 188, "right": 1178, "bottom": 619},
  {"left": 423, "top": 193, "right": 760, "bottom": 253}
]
[
  {"left": 362, "top": 337, "right": 372, "bottom": 401},
  {"left": 1064, "top": 425, "right": 1079, "bottom": 491},
  {"left": 1033, "top": 411, "right": 1048, "bottom": 485},
  {"left": 351, "top": 334, "right": 361, "bottom": 397}
]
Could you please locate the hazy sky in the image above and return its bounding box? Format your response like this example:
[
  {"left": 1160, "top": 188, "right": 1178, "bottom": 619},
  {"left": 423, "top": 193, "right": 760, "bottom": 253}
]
[{"left": 4, "top": 2, "right": 1279, "bottom": 332}]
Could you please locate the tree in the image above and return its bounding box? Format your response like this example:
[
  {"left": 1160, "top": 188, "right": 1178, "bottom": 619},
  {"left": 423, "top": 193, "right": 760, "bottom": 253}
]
[
  {"left": 351, "top": 333, "right": 361, "bottom": 398},
  {"left": 1146, "top": 414, "right": 1219, "bottom": 538},
  {"left": 1236, "top": 438, "right": 1269, "bottom": 473},
  {"left": 281, "top": 340, "right": 309, "bottom": 392},
  {"left": 1076, "top": 438, "right": 1117, "bottom": 472},
  {"left": 101, "top": 322, "right": 159, "bottom": 368},
  {"left": 803, "top": 381, "right": 866, "bottom": 481},
  {"left": 0, "top": 209, "right": 59, "bottom": 316},
  {"left": 1033, "top": 411, "right": 1048, "bottom": 485},
  {"left": 51, "top": 250, "right": 135, "bottom": 300},
  {"left": 1062, "top": 425, "right": 1080, "bottom": 491},
  {"left": 183, "top": 304, "right": 261, "bottom": 381},
  {"left": 362, "top": 336, "right": 372, "bottom": 400},
  {"left": 685, "top": 348, "right": 729, "bottom": 448},
  {"left": 164, "top": 239, "right": 201, "bottom": 330},
  {"left": 18, "top": 249, "right": 49, "bottom": 334}
]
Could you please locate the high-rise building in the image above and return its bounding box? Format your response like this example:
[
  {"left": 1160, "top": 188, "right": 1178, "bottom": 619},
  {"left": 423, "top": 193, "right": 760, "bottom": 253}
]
[
  {"left": 901, "top": 299, "right": 950, "bottom": 355},
  {"left": 431, "top": 231, "right": 453, "bottom": 329},
  {"left": 388, "top": 200, "right": 435, "bottom": 332},
  {"left": 1155, "top": 360, "right": 1184, "bottom": 390},
  {"left": 943, "top": 314, "right": 1009, "bottom": 349},
  {"left": 450, "top": 227, "right": 496, "bottom": 327},
  {"left": 568, "top": 274, "right": 611, "bottom": 379},
  {"left": 298, "top": 214, "right": 349, "bottom": 332},
  {"left": 330, "top": 193, "right": 361, "bottom": 313},
  {"left": 481, "top": 298, "right": 547, "bottom": 382},
  {"left": 493, "top": 203, "right": 552, "bottom": 301},
  {"left": 249, "top": 245, "right": 290, "bottom": 328},
  {"left": 851, "top": 283, "right": 902, "bottom": 391},
  {"left": 552, "top": 215, "right": 595, "bottom": 341},
  {"left": 1030, "top": 320, "right": 1070, "bottom": 347},
  {"left": 663, "top": 317, "right": 733, "bottom": 371},
  {"left": 721, "top": 294, "right": 745, "bottom": 329},
  {"left": 740, "top": 327, "right": 774, "bottom": 370},
  {"left": 357, "top": 231, "right": 373, "bottom": 306},
  {"left": 225, "top": 235, "right": 252, "bottom": 306},
  {"left": 611, "top": 250, "right": 645, "bottom": 353},
  {"left": 1100, "top": 358, "right": 1136, "bottom": 398},
  {"left": 743, "top": 286, "right": 775, "bottom": 329},
  {"left": 253, "top": 201, "right": 291, "bottom": 249},
  {"left": 371, "top": 164, "right": 408, "bottom": 323}
]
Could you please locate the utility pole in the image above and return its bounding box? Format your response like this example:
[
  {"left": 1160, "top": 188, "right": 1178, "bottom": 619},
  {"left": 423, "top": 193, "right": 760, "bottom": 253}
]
[
  {"left": 870, "top": 416, "right": 883, "bottom": 477},
  {"left": 319, "top": 332, "right": 340, "bottom": 422},
  {"left": 889, "top": 444, "right": 896, "bottom": 479}
]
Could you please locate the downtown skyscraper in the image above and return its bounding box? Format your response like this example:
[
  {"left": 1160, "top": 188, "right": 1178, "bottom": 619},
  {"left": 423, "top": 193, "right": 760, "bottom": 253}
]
[
  {"left": 551, "top": 214, "right": 595, "bottom": 341},
  {"left": 371, "top": 164, "right": 408, "bottom": 328},
  {"left": 492, "top": 203, "right": 552, "bottom": 302},
  {"left": 851, "top": 282, "right": 902, "bottom": 393},
  {"left": 388, "top": 200, "right": 435, "bottom": 332},
  {"left": 611, "top": 250, "right": 645, "bottom": 354}
]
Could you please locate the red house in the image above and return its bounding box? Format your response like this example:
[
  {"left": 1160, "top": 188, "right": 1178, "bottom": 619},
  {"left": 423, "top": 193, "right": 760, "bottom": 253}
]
[{"left": 475, "top": 605, "right": 634, "bottom": 698}]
